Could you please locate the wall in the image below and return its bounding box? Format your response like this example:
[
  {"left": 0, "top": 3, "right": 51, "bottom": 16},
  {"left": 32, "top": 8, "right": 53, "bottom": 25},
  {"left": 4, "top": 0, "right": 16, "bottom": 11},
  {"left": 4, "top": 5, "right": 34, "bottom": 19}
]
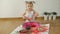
[{"left": 0, "top": 0, "right": 60, "bottom": 18}]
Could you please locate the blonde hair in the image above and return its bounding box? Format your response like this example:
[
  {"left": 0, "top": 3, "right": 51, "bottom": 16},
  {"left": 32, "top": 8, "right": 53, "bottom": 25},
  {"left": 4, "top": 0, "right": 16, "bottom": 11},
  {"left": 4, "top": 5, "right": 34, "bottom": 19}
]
[{"left": 25, "top": 1, "right": 35, "bottom": 5}]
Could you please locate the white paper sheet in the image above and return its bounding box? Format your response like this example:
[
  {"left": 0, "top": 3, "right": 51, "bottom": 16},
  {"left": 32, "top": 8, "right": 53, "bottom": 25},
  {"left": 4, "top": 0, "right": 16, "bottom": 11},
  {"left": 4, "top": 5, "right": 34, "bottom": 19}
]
[{"left": 10, "top": 24, "right": 50, "bottom": 34}]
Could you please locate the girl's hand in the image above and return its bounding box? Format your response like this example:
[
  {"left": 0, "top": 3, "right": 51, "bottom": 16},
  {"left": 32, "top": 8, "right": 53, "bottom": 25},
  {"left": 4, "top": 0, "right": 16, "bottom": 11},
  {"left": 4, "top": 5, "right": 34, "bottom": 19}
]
[
  {"left": 28, "top": 18, "right": 32, "bottom": 21},
  {"left": 23, "top": 15, "right": 26, "bottom": 19}
]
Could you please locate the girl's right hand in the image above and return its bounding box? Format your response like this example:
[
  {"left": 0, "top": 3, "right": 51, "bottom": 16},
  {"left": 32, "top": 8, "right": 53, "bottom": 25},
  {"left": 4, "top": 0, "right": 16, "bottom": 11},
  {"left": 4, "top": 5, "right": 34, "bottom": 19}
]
[{"left": 23, "top": 15, "right": 26, "bottom": 20}]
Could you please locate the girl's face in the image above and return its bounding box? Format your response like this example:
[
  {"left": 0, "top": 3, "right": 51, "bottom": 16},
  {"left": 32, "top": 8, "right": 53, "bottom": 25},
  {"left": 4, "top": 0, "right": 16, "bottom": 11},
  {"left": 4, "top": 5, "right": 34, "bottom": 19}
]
[{"left": 26, "top": 4, "right": 33, "bottom": 11}]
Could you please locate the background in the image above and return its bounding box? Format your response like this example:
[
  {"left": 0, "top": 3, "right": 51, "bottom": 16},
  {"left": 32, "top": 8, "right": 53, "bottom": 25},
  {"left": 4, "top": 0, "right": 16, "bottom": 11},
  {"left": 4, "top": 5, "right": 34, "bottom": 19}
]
[{"left": 0, "top": 0, "right": 60, "bottom": 18}]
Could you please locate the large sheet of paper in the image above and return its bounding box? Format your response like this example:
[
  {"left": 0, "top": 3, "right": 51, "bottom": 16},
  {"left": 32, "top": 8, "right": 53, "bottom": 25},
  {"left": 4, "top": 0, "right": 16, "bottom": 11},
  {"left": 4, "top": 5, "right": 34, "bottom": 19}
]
[{"left": 10, "top": 24, "right": 50, "bottom": 34}]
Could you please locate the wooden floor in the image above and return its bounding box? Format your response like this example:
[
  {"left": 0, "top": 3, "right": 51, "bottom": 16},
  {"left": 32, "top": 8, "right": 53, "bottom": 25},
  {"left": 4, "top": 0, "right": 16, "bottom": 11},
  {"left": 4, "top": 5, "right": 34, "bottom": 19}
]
[{"left": 0, "top": 18, "right": 60, "bottom": 34}]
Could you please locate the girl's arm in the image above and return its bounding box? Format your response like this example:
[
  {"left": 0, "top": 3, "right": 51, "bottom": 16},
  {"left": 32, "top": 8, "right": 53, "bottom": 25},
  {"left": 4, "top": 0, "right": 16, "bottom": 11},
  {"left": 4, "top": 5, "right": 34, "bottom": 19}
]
[
  {"left": 22, "top": 11, "right": 26, "bottom": 20},
  {"left": 33, "top": 10, "right": 39, "bottom": 19},
  {"left": 34, "top": 11, "right": 39, "bottom": 17}
]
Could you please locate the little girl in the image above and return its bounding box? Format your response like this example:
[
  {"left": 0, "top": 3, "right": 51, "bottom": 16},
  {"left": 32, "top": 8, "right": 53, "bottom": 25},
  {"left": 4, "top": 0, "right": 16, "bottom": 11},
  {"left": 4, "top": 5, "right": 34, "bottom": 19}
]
[
  {"left": 22, "top": 0, "right": 40, "bottom": 30},
  {"left": 22, "top": 1, "right": 40, "bottom": 34}
]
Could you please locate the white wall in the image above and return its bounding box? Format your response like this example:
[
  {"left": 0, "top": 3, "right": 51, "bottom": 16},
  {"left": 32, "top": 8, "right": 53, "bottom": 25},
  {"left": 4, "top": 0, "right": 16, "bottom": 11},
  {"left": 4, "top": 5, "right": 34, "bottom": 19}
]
[
  {"left": 0, "top": 0, "right": 60, "bottom": 18},
  {"left": 35, "top": 0, "right": 60, "bottom": 16}
]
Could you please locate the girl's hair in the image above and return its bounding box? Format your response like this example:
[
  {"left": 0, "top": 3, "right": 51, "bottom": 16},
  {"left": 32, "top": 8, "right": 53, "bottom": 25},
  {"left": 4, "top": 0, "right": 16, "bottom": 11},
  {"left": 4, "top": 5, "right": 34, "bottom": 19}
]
[{"left": 25, "top": 1, "right": 35, "bottom": 4}]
